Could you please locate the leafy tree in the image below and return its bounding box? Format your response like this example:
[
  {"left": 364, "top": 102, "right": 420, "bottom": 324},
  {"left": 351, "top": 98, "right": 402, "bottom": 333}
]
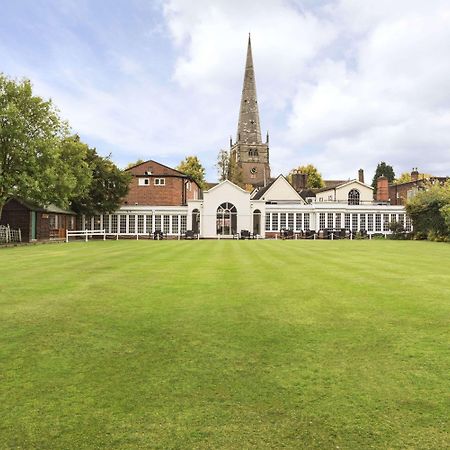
[
  {"left": 70, "top": 148, "right": 131, "bottom": 216},
  {"left": 288, "top": 164, "right": 325, "bottom": 189},
  {"left": 125, "top": 159, "right": 145, "bottom": 169},
  {"left": 405, "top": 181, "right": 450, "bottom": 240},
  {"left": 176, "top": 156, "right": 207, "bottom": 189},
  {"left": 394, "top": 171, "right": 432, "bottom": 184},
  {"left": 372, "top": 162, "right": 395, "bottom": 193},
  {"left": 0, "top": 74, "right": 89, "bottom": 219}
]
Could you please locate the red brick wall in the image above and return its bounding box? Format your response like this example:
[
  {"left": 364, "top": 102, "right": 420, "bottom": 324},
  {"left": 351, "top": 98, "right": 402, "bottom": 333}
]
[{"left": 123, "top": 160, "right": 201, "bottom": 206}]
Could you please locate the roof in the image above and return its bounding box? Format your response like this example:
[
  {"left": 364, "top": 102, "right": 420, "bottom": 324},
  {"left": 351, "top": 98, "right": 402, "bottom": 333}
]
[
  {"left": 205, "top": 182, "right": 219, "bottom": 190},
  {"left": 315, "top": 179, "right": 373, "bottom": 193},
  {"left": 251, "top": 179, "right": 276, "bottom": 199},
  {"left": 11, "top": 198, "right": 76, "bottom": 215}
]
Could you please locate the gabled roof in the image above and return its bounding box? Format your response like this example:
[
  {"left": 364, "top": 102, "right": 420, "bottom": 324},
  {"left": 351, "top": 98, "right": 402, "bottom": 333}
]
[
  {"left": 204, "top": 179, "right": 250, "bottom": 194},
  {"left": 251, "top": 175, "right": 305, "bottom": 203}
]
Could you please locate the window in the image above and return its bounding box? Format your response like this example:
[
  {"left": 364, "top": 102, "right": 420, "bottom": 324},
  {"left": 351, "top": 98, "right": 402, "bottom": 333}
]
[
  {"left": 172, "top": 216, "right": 179, "bottom": 234},
  {"left": 253, "top": 209, "right": 262, "bottom": 235},
  {"left": 272, "top": 213, "right": 279, "bottom": 231},
  {"left": 216, "top": 202, "right": 237, "bottom": 235},
  {"left": 280, "top": 213, "right": 286, "bottom": 230},
  {"left": 163, "top": 216, "right": 170, "bottom": 234},
  {"left": 288, "top": 213, "right": 294, "bottom": 230},
  {"left": 328, "top": 195, "right": 333, "bottom": 201},
  {"left": 180, "top": 215, "right": 187, "bottom": 234},
  {"left": 345, "top": 213, "right": 350, "bottom": 230},
  {"left": 383, "top": 214, "right": 389, "bottom": 232},
  {"left": 295, "top": 213, "right": 302, "bottom": 231},
  {"left": 375, "top": 213, "right": 382, "bottom": 231},
  {"left": 137, "top": 215, "right": 144, "bottom": 234},
  {"left": 154, "top": 178, "right": 165, "bottom": 186},
  {"left": 138, "top": 178, "right": 150, "bottom": 186},
  {"left": 368, "top": 214, "right": 374, "bottom": 231},
  {"left": 111, "top": 215, "right": 118, "bottom": 233},
  {"left": 129, "top": 215, "right": 135, "bottom": 233},
  {"left": 154, "top": 215, "right": 162, "bottom": 231},
  {"left": 192, "top": 209, "right": 200, "bottom": 234},
  {"left": 352, "top": 214, "right": 358, "bottom": 231},
  {"left": 335, "top": 214, "right": 341, "bottom": 229},
  {"left": 265, "top": 213, "right": 271, "bottom": 231},
  {"left": 248, "top": 148, "right": 259, "bottom": 157},
  {"left": 348, "top": 189, "right": 360, "bottom": 205},
  {"left": 327, "top": 213, "right": 333, "bottom": 229},
  {"left": 49, "top": 214, "right": 57, "bottom": 229},
  {"left": 103, "top": 215, "right": 110, "bottom": 233},
  {"left": 120, "top": 215, "right": 126, "bottom": 234},
  {"left": 360, "top": 214, "right": 366, "bottom": 231},
  {"left": 304, "top": 213, "right": 310, "bottom": 230},
  {"left": 319, "top": 213, "right": 326, "bottom": 230}
]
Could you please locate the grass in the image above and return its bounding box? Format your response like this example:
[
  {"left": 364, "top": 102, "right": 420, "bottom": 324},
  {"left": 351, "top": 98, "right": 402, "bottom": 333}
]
[{"left": 0, "top": 240, "right": 449, "bottom": 449}]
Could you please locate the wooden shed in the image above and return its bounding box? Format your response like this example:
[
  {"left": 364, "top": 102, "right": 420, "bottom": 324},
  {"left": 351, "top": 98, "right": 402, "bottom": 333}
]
[{"left": 0, "top": 199, "right": 77, "bottom": 242}]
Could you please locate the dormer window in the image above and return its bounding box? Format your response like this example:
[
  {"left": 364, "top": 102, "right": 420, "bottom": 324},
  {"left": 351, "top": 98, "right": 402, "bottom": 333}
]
[{"left": 144, "top": 169, "right": 152, "bottom": 175}]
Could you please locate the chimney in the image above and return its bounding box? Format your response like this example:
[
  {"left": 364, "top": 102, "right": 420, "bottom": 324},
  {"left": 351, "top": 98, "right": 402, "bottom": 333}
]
[
  {"left": 376, "top": 176, "right": 389, "bottom": 202},
  {"left": 291, "top": 171, "right": 308, "bottom": 191},
  {"left": 411, "top": 167, "right": 419, "bottom": 182},
  {"left": 358, "top": 169, "right": 364, "bottom": 183}
]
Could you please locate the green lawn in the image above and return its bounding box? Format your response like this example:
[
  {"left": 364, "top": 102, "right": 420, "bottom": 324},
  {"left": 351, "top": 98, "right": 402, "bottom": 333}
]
[{"left": 0, "top": 240, "right": 449, "bottom": 449}]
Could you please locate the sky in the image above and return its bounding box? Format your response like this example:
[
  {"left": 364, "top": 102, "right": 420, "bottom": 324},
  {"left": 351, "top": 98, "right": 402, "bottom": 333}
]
[{"left": 2, "top": 0, "right": 450, "bottom": 182}]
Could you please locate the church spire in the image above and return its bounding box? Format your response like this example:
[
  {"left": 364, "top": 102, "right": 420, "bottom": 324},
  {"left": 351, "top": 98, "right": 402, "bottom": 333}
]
[{"left": 236, "top": 34, "right": 262, "bottom": 145}]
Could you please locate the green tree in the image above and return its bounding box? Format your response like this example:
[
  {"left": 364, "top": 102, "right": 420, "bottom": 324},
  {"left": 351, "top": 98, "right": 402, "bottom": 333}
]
[
  {"left": 176, "top": 156, "right": 207, "bottom": 189},
  {"left": 70, "top": 148, "right": 131, "bottom": 216},
  {"left": 288, "top": 164, "right": 324, "bottom": 189},
  {"left": 125, "top": 159, "right": 145, "bottom": 169},
  {"left": 394, "top": 171, "right": 432, "bottom": 184},
  {"left": 0, "top": 74, "right": 89, "bottom": 219},
  {"left": 405, "top": 181, "right": 450, "bottom": 240},
  {"left": 372, "top": 162, "right": 395, "bottom": 193}
]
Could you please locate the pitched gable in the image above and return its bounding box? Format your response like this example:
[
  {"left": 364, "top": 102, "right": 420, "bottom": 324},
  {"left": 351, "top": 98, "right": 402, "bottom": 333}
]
[{"left": 251, "top": 175, "right": 305, "bottom": 203}]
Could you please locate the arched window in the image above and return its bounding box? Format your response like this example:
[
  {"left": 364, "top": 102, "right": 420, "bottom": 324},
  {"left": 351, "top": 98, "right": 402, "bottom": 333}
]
[
  {"left": 192, "top": 209, "right": 200, "bottom": 233},
  {"left": 248, "top": 148, "right": 258, "bottom": 157},
  {"left": 216, "top": 202, "right": 237, "bottom": 235},
  {"left": 348, "top": 189, "right": 360, "bottom": 205},
  {"left": 253, "top": 209, "right": 261, "bottom": 236}
]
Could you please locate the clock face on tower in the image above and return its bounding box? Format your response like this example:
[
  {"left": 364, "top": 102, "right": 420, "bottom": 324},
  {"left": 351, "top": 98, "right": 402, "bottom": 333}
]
[{"left": 250, "top": 167, "right": 258, "bottom": 174}]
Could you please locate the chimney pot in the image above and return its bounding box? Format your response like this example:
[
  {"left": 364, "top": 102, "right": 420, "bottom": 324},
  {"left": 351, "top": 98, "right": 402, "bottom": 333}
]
[{"left": 358, "top": 169, "right": 364, "bottom": 183}]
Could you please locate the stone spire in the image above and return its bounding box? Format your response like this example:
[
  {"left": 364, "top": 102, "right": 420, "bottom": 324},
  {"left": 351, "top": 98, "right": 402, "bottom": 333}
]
[{"left": 236, "top": 34, "right": 262, "bottom": 145}]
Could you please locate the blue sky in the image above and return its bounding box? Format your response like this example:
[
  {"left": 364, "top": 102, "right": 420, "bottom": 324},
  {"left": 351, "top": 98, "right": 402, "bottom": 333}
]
[{"left": 2, "top": 0, "right": 450, "bottom": 181}]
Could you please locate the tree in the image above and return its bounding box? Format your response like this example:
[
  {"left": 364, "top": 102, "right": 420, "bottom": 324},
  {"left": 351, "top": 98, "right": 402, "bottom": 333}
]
[
  {"left": 0, "top": 74, "right": 89, "bottom": 219},
  {"left": 394, "top": 171, "right": 432, "bottom": 184},
  {"left": 287, "top": 164, "right": 325, "bottom": 189},
  {"left": 125, "top": 159, "right": 145, "bottom": 169},
  {"left": 70, "top": 148, "right": 131, "bottom": 216},
  {"left": 176, "top": 156, "right": 207, "bottom": 189},
  {"left": 216, "top": 149, "right": 230, "bottom": 182},
  {"left": 372, "top": 162, "right": 395, "bottom": 193},
  {"left": 405, "top": 181, "right": 450, "bottom": 240}
]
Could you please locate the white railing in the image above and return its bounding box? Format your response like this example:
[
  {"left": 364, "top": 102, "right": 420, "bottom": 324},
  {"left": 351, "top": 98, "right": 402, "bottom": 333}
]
[
  {"left": 66, "top": 229, "right": 106, "bottom": 242},
  {"left": 0, "top": 225, "right": 22, "bottom": 244}
]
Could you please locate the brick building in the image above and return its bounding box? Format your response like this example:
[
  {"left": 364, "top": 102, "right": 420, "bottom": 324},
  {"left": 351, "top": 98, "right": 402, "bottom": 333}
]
[
  {"left": 123, "top": 160, "right": 201, "bottom": 206},
  {"left": 376, "top": 169, "right": 449, "bottom": 205}
]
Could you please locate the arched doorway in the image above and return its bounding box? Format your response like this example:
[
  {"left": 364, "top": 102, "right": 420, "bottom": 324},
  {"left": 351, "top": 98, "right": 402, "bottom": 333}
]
[
  {"left": 348, "top": 189, "right": 360, "bottom": 205},
  {"left": 192, "top": 209, "right": 200, "bottom": 233},
  {"left": 216, "top": 202, "right": 237, "bottom": 236},
  {"left": 253, "top": 209, "right": 261, "bottom": 236}
]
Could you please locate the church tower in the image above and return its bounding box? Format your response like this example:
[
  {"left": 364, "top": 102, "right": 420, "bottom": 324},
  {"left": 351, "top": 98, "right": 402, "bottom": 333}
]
[{"left": 230, "top": 35, "right": 270, "bottom": 188}]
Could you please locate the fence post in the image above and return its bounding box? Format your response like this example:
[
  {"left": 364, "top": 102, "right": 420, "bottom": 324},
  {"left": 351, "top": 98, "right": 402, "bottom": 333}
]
[
  {"left": 85, "top": 230, "right": 88, "bottom": 242},
  {"left": 18, "top": 228, "right": 22, "bottom": 243},
  {"left": 66, "top": 229, "right": 69, "bottom": 243},
  {"left": 6, "top": 225, "right": 10, "bottom": 243}
]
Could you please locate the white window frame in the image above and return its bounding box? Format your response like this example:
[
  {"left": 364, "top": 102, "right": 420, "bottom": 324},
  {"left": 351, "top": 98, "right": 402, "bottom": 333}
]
[
  {"left": 138, "top": 178, "right": 150, "bottom": 186},
  {"left": 154, "top": 178, "right": 166, "bottom": 186}
]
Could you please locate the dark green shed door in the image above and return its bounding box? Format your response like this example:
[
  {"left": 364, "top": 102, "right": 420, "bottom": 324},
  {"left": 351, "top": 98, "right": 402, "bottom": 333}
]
[{"left": 31, "top": 211, "right": 37, "bottom": 240}]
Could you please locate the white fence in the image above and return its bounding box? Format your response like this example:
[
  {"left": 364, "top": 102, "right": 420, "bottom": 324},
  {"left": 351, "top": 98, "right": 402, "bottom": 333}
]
[
  {"left": 66, "top": 229, "right": 106, "bottom": 242},
  {"left": 0, "top": 225, "right": 22, "bottom": 244}
]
